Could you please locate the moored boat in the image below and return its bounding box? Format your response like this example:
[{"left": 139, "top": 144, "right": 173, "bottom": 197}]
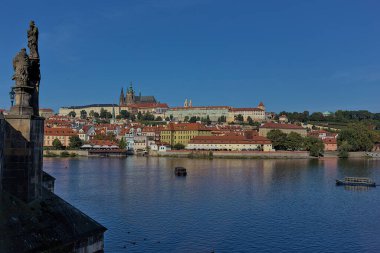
[
  {"left": 336, "top": 177, "right": 376, "bottom": 187},
  {"left": 175, "top": 167, "right": 187, "bottom": 176}
]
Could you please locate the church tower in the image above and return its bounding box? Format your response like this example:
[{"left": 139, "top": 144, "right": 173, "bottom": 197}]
[
  {"left": 119, "top": 88, "right": 125, "bottom": 106},
  {"left": 126, "top": 82, "right": 135, "bottom": 105},
  {"left": 258, "top": 101, "right": 265, "bottom": 111}
]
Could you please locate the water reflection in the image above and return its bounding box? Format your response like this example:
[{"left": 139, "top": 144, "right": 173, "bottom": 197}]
[{"left": 43, "top": 157, "right": 380, "bottom": 253}]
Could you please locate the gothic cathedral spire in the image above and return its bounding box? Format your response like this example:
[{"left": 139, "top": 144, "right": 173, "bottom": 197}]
[{"left": 119, "top": 88, "right": 125, "bottom": 106}]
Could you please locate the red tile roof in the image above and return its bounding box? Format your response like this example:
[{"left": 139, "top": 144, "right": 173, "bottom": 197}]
[
  {"left": 229, "top": 108, "right": 264, "bottom": 112},
  {"left": 169, "top": 106, "right": 231, "bottom": 110},
  {"left": 323, "top": 138, "right": 337, "bottom": 144},
  {"left": 44, "top": 127, "right": 76, "bottom": 136},
  {"left": 128, "top": 103, "right": 169, "bottom": 109}
]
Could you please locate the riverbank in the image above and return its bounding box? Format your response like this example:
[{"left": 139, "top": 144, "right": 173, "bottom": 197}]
[
  {"left": 44, "top": 149, "right": 377, "bottom": 159},
  {"left": 150, "top": 150, "right": 373, "bottom": 159}
]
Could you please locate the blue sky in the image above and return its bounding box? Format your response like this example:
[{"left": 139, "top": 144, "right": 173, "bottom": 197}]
[{"left": 1, "top": 0, "right": 380, "bottom": 113}]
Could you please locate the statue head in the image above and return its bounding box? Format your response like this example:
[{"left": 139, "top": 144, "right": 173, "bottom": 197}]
[{"left": 29, "top": 20, "right": 35, "bottom": 28}]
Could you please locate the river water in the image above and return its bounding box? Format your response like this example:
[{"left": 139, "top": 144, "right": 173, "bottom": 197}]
[{"left": 43, "top": 157, "right": 380, "bottom": 253}]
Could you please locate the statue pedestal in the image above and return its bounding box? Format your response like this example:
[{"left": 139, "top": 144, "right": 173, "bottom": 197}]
[
  {"left": 9, "top": 85, "right": 34, "bottom": 116},
  {"left": 2, "top": 115, "right": 44, "bottom": 202}
]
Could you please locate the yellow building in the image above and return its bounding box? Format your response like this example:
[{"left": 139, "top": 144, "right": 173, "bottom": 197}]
[
  {"left": 160, "top": 123, "right": 212, "bottom": 147},
  {"left": 44, "top": 127, "right": 77, "bottom": 147}
]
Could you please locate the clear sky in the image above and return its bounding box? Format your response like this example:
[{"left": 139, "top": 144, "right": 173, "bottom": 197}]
[{"left": 1, "top": 0, "right": 379, "bottom": 113}]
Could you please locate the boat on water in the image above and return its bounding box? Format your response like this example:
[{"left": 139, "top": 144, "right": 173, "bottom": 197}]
[
  {"left": 336, "top": 177, "right": 376, "bottom": 187},
  {"left": 174, "top": 167, "right": 187, "bottom": 176}
]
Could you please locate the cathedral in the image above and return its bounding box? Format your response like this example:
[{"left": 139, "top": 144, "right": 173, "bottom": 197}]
[{"left": 119, "top": 83, "right": 157, "bottom": 106}]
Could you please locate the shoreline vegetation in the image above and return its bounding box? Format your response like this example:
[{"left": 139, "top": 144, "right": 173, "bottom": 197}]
[{"left": 43, "top": 149, "right": 376, "bottom": 159}]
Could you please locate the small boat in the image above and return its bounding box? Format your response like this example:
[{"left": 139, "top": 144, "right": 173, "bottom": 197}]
[
  {"left": 174, "top": 167, "right": 187, "bottom": 176},
  {"left": 336, "top": 177, "right": 376, "bottom": 187}
]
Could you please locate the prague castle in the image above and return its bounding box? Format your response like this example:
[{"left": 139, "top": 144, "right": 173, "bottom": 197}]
[{"left": 119, "top": 83, "right": 157, "bottom": 106}]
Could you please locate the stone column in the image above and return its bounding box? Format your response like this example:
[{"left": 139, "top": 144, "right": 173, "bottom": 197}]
[
  {"left": 0, "top": 114, "right": 4, "bottom": 192},
  {"left": 2, "top": 115, "right": 44, "bottom": 202}
]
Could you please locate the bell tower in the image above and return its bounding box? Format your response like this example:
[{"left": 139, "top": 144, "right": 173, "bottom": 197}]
[{"left": 126, "top": 82, "right": 135, "bottom": 105}]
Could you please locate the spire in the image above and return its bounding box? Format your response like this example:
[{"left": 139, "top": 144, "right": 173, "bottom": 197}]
[
  {"left": 184, "top": 99, "right": 188, "bottom": 107},
  {"left": 128, "top": 82, "right": 134, "bottom": 93},
  {"left": 189, "top": 99, "right": 192, "bottom": 107},
  {"left": 119, "top": 87, "right": 125, "bottom": 106}
]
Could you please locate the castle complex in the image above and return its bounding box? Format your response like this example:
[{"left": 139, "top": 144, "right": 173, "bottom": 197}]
[{"left": 119, "top": 83, "right": 157, "bottom": 106}]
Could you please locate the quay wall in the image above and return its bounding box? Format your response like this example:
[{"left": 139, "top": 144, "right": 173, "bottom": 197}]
[{"left": 43, "top": 150, "right": 89, "bottom": 156}]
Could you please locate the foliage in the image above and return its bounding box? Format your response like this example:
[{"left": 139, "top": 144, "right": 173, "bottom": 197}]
[
  {"left": 142, "top": 112, "right": 155, "bottom": 121},
  {"left": 247, "top": 116, "right": 254, "bottom": 125},
  {"left": 119, "top": 110, "right": 130, "bottom": 119},
  {"left": 267, "top": 130, "right": 288, "bottom": 150},
  {"left": 52, "top": 138, "right": 63, "bottom": 149},
  {"left": 137, "top": 112, "right": 143, "bottom": 120},
  {"left": 89, "top": 110, "right": 95, "bottom": 118},
  {"left": 93, "top": 112, "right": 100, "bottom": 118},
  {"left": 165, "top": 116, "right": 170, "bottom": 121},
  {"left": 100, "top": 108, "right": 112, "bottom": 119},
  {"left": 119, "top": 138, "right": 127, "bottom": 149},
  {"left": 235, "top": 114, "right": 244, "bottom": 122},
  {"left": 201, "top": 115, "right": 211, "bottom": 125},
  {"left": 338, "top": 141, "right": 351, "bottom": 159},
  {"left": 155, "top": 116, "right": 163, "bottom": 121},
  {"left": 184, "top": 116, "right": 189, "bottom": 122},
  {"left": 304, "top": 136, "right": 324, "bottom": 157},
  {"left": 218, "top": 115, "right": 226, "bottom": 123},
  {"left": 80, "top": 110, "right": 87, "bottom": 119},
  {"left": 285, "top": 132, "right": 304, "bottom": 151},
  {"left": 68, "top": 111, "right": 76, "bottom": 118},
  {"left": 94, "top": 133, "right": 117, "bottom": 141},
  {"left": 189, "top": 116, "right": 198, "bottom": 123},
  {"left": 173, "top": 143, "right": 185, "bottom": 150},
  {"left": 69, "top": 135, "right": 83, "bottom": 149},
  {"left": 337, "top": 123, "right": 375, "bottom": 151}
]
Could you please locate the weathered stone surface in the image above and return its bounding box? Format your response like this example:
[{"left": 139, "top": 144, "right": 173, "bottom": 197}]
[
  {"left": 2, "top": 115, "right": 43, "bottom": 202},
  {"left": 0, "top": 114, "right": 4, "bottom": 192}
]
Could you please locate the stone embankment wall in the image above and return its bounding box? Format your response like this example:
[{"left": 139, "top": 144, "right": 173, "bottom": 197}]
[
  {"left": 43, "top": 150, "right": 89, "bottom": 156},
  {"left": 151, "top": 150, "right": 311, "bottom": 159}
]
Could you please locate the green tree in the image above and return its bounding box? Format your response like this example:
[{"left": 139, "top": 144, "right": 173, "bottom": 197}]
[
  {"left": 52, "top": 138, "right": 63, "bottom": 150},
  {"left": 285, "top": 132, "right": 304, "bottom": 151},
  {"left": 89, "top": 110, "right": 95, "bottom": 118},
  {"left": 304, "top": 136, "right": 324, "bottom": 157},
  {"left": 165, "top": 116, "right": 170, "bottom": 121},
  {"left": 120, "top": 110, "right": 130, "bottom": 119},
  {"left": 184, "top": 116, "right": 189, "bottom": 122},
  {"left": 93, "top": 112, "right": 99, "bottom": 118},
  {"left": 80, "top": 110, "right": 87, "bottom": 119},
  {"left": 337, "top": 123, "right": 375, "bottom": 151},
  {"left": 137, "top": 112, "right": 143, "bottom": 120},
  {"left": 69, "top": 135, "right": 83, "bottom": 149},
  {"left": 100, "top": 108, "right": 107, "bottom": 118},
  {"left": 338, "top": 141, "right": 351, "bottom": 158},
  {"left": 247, "top": 116, "right": 254, "bottom": 125},
  {"left": 119, "top": 138, "right": 127, "bottom": 149},
  {"left": 143, "top": 112, "right": 155, "bottom": 121},
  {"left": 267, "top": 130, "right": 288, "bottom": 150},
  {"left": 235, "top": 114, "right": 244, "bottom": 122},
  {"left": 189, "top": 116, "right": 197, "bottom": 123},
  {"left": 155, "top": 116, "right": 163, "bottom": 121},
  {"left": 173, "top": 143, "right": 185, "bottom": 150},
  {"left": 68, "top": 111, "right": 76, "bottom": 118}
]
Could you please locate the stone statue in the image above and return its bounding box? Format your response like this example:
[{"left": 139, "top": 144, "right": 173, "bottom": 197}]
[
  {"left": 12, "top": 48, "right": 30, "bottom": 86},
  {"left": 27, "top": 21, "right": 39, "bottom": 59}
]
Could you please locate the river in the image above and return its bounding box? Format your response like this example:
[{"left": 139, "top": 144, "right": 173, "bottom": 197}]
[{"left": 43, "top": 157, "right": 380, "bottom": 253}]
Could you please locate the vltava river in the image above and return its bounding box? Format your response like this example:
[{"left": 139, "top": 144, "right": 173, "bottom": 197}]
[{"left": 43, "top": 157, "right": 380, "bottom": 253}]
